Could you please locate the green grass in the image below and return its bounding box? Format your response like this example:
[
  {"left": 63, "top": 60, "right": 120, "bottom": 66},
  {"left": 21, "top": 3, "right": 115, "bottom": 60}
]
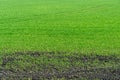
[
  {"left": 0, "top": 0, "right": 120, "bottom": 79},
  {"left": 0, "top": 0, "right": 120, "bottom": 54}
]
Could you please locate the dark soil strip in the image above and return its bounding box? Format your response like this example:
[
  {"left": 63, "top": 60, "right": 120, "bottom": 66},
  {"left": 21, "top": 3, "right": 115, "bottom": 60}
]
[
  {"left": 0, "top": 67, "right": 120, "bottom": 80},
  {"left": 0, "top": 51, "right": 120, "bottom": 80}
]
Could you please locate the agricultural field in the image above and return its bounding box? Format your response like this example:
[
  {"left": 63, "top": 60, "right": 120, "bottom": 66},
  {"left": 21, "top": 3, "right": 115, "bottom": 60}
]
[{"left": 0, "top": 0, "right": 120, "bottom": 79}]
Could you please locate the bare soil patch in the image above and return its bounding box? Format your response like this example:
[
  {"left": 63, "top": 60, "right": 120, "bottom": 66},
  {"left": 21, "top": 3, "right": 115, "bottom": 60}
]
[{"left": 0, "top": 51, "right": 120, "bottom": 80}]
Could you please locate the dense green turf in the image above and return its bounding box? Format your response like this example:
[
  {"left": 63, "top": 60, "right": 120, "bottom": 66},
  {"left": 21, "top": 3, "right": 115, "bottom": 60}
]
[
  {"left": 0, "top": 0, "right": 120, "bottom": 79},
  {"left": 0, "top": 0, "right": 120, "bottom": 53}
]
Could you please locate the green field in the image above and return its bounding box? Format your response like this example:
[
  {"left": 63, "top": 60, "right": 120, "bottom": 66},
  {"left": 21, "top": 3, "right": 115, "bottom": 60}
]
[{"left": 0, "top": 0, "right": 120, "bottom": 79}]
